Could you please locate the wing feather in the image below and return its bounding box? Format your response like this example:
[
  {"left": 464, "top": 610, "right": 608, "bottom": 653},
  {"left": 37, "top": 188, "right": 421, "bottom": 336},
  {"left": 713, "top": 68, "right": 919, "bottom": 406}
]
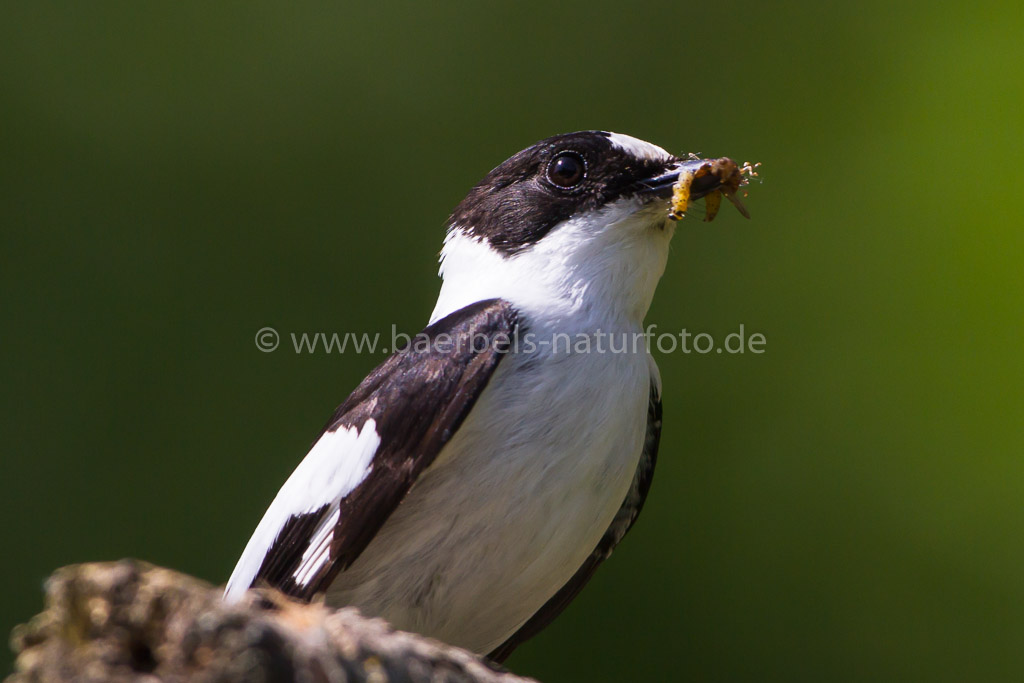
[{"left": 225, "top": 299, "right": 518, "bottom": 602}]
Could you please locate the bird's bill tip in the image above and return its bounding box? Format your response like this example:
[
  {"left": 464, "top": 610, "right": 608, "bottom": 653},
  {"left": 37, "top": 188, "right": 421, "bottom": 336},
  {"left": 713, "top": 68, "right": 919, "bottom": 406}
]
[{"left": 641, "top": 156, "right": 758, "bottom": 222}]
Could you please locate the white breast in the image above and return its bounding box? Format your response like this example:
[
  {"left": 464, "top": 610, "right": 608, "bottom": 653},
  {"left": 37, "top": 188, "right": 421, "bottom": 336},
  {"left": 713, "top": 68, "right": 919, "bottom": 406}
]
[
  {"left": 324, "top": 340, "right": 654, "bottom": 653},
  {"left": 328, "top": 194, "right": 674, "bottom": 651}
]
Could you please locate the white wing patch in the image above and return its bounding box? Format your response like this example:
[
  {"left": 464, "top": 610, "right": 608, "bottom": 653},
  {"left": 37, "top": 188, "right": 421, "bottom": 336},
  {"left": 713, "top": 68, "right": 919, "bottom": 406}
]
[
  {"left": 606, "top": 132, "right": 672, "bottom": 162},
  {"left": 224, "top": 419, "right": 381, "bottom": 602},
  {"left": 294, "top": 507, "right": 340, "bottom": 587}
]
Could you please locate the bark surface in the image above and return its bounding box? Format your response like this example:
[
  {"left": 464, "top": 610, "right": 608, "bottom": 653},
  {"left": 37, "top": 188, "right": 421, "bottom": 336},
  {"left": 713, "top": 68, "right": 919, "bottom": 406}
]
[{"left": 7, "top": 560, "right": 535, "bottom": 683}]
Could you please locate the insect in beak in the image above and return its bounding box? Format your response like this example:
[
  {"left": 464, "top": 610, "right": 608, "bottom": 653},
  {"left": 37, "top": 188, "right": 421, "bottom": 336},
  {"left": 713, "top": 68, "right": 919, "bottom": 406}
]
[{"left": 668, "top": 158, "right": 760, "bottom": 222}]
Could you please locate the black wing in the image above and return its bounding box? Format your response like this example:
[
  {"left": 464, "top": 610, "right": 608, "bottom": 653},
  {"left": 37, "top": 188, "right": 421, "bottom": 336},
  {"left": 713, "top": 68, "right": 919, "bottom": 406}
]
[
  {"left": 232, "top": 299, "right": 518, "bottom": 601},
  {"left": 487, "top": 378, "right": 663, "bottom": 662}
]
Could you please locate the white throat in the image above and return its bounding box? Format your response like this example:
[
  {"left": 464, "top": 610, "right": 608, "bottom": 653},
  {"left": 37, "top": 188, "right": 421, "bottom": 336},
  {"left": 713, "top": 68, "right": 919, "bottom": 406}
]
[{"left": 430, "top": 199, "right": 675, "bottom": 332}]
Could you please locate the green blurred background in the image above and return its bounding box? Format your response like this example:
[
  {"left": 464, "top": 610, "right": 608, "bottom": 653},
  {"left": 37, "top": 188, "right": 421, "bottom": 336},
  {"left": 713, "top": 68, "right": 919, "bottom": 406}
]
[{"left": 2, "top": 1, "right": 1022, "bottom": 680}]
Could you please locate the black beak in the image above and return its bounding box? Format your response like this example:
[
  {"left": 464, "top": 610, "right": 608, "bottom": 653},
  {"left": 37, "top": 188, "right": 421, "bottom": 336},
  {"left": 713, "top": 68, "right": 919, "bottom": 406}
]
[
  {"left": 637, "top": 159, "right": 729, "bottom": 200},
  {"left": 636, "top": 156, "right": 752, "bottom": 220}
]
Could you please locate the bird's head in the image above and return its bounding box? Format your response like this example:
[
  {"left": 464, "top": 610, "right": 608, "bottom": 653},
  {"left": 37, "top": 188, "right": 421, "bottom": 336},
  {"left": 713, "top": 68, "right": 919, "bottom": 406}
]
[{"left": 431, "top": 131, "right": 737, "bottom": 328}]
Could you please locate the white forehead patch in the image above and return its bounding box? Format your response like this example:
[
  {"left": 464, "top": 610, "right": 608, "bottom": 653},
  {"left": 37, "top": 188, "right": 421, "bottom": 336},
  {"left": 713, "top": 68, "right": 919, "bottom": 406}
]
[{"left": 606, "top": 132, "right": 672, "bottom": 162}]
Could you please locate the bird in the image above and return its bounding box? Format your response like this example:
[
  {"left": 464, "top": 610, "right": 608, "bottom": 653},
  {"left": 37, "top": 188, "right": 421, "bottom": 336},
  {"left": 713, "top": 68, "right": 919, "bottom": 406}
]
[{"left": 225, "top": 130, "right": 735, "bottom": 661}]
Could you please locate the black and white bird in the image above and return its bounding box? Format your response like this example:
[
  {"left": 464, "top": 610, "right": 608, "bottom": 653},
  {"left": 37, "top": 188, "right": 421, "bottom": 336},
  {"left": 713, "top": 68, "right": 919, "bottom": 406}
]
[{"left": 225, "top": 131, "right": 728, "bottom": 661}]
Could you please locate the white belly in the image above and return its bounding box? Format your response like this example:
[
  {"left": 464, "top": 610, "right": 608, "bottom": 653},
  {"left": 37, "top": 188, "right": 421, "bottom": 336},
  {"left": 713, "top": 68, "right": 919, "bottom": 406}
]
[{"left": 324, "top": 344, "right": 653, "bottom": 653}]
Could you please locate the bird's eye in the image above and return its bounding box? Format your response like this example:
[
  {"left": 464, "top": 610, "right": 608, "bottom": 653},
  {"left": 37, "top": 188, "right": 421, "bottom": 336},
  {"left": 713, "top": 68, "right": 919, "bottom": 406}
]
[{"left": 547, "top": 152, "right": 586, "bottom": 188}]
